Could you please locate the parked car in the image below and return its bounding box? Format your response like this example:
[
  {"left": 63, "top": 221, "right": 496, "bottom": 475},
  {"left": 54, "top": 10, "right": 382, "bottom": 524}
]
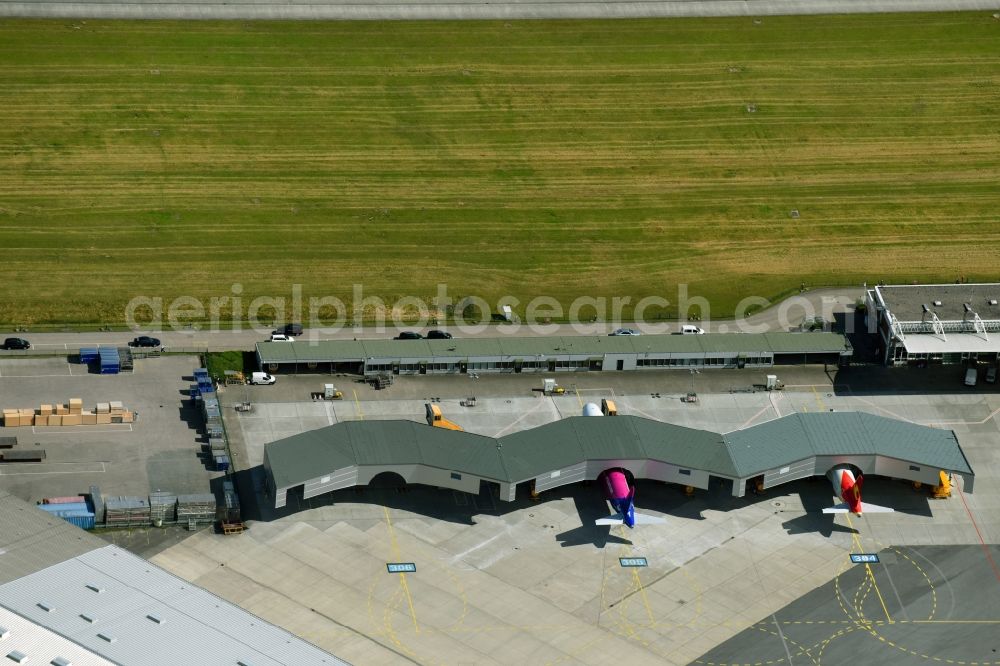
[
  {"left": 2, "top": 337, "right": 30, "bottom": 350},
  {"left": 395, "top": 331, "right": 423, "bottom": 340},
  {"left": 609, "top": 328, "right": 641, "bottom": 336},
  {"left": 680, "top": 325, "right": 705, "bottom": 335},
  {"left": 964, "top": 367, "right": 978, "bottom": 387},
  {"left": 250, "top": 372, "right": 276, "bottom": 385},
  {"left": 279, "top": 323, "right": 303, "bottom": 336},
  {"left": 986, "top": 366, "right": 997, "bottom": 384},
  {"left": 269, "top": 334, "right": 295, "bottom": 342},
  {"left": 427, "top": 330, "right": 453, "bottom": 339},
  {"left": 129, "top": 336, "right": 160, "bottom": 348}
]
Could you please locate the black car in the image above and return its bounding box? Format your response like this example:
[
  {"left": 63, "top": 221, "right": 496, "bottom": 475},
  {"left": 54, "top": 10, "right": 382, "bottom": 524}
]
[
  {"left": 426, "top": 330, "right": 453, "bottom": 340},
  {"left": 280, "top": 323, "right": 304, "bottom": 336},
  {"left": 2, "top": 337, "right": 30, "bottom": 350},
  {"left": 394, "top": 331, "right": 423, "bottom": 340},
  {"left": 130, "top": 336, "right": 161, "bottom": 348}
]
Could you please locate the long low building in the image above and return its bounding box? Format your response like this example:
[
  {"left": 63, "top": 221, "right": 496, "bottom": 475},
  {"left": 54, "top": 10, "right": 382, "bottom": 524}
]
[
  {"left": 263, "top": 411, "right": 973, "bottom": 509},
  {"left": 256, "top": 332, "right": 852, "bottom": 376}
]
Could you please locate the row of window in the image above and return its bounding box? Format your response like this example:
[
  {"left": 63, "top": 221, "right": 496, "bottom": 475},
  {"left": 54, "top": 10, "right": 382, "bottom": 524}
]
[{"left": 635, "top": 356, "right": 770, "bottom": 368}]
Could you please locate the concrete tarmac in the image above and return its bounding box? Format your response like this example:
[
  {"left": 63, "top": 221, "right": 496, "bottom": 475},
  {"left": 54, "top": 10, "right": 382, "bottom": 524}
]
[
  {"left": 1, "top": 0, "right": 997, "bottom": 19},
  {"left": 696, "top": 545, "right": 1000, "bottom": 666}
]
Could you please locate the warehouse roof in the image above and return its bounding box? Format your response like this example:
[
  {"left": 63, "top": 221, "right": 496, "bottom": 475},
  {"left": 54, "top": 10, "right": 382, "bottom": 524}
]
[
  {"left": 875, "top": 283, "right": 1000, "bottom": 323},
  {"left": 0, "top": 493, "right": 349, "bottom": 666},
  {"left": 0, "top": 607, "right": 113, "bottom": 666},
  {"left": 0, "top": 489, "right": 105, "bottom": 585},
  {"left": 265, "top": 412, "right": 972, "bottom": 490},
  {"left": 0, "top": 545, "right": 349, "bottom": 666},
  {"left": 257, "top": 332, "right": 851, "bottom": 364}
]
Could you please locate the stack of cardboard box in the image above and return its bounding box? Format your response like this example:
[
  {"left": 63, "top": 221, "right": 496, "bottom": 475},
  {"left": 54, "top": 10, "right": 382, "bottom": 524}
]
[{"left": 1, "top": 398, "right": 131, "bottom": 428}]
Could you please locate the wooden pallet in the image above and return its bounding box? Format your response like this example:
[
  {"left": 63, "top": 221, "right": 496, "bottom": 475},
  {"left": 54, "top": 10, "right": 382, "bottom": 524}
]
[{"left": 222, "top": 522, "right": 245, "bottom": 535}]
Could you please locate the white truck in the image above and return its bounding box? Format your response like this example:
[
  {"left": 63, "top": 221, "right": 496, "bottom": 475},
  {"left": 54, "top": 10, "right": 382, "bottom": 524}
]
[{"left": 250, "top": 372, "right": 276, "bottom": 385}]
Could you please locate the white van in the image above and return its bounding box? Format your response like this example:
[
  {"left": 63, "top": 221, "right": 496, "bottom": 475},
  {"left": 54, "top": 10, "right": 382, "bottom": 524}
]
[
  {"left": 681, "top": 325, "right": 705, "bottom": 335},
  {"left": 250, "top": 372, "right": 276, "bottom": 385},
  {"left": 964, "top": 368, "right": 978, "bottom": 387}
]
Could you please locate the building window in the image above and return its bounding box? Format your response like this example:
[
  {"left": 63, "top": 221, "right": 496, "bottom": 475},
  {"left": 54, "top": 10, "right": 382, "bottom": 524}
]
[{"left": 451, "top": 472, "right": 462, "bottom": 480}]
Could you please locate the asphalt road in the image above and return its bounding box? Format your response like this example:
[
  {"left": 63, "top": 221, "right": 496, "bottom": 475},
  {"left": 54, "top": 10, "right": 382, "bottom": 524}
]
[
  {"left": 0, "top": 0, "right": 996, "bottom": 19},
  {"left": 1, "top": 287, "right": 862, "bottom": 353}
]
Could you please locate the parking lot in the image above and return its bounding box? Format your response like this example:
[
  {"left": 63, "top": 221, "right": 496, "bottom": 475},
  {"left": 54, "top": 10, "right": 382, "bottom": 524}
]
[
  {"left": 146, "top": 365, "right": 1000, "bottom": 665},
  {"left": 0, "top": 355, "right": 220, "bottom": 502}
]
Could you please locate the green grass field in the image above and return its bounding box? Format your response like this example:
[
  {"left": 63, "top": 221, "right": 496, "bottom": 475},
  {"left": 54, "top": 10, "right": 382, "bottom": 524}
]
[{"left": 0, "top": 15, "right": 998, "bottom": 325}]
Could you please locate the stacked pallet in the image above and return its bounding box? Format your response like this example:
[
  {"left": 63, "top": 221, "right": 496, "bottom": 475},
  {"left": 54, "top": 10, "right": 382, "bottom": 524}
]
[
  {"left": 90, "top": 485, "right": 105, "bottom": 524},
  {"left": 218, "top": 481, "right": 241, "bottom": 523},
  {"left": 105, "top": 496, "right": 150, "bottom": 527},
  {"left": 177, "top": 494, "right": 217, "bottom": 523},
  {"left": 149, "top": 491, "right": 178, "bottom": 524}
]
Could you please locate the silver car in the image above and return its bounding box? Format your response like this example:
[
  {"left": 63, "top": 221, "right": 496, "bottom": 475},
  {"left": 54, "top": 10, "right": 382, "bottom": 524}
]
[{"left": 609, "top": 328, "right": 641, "bottom": 336}]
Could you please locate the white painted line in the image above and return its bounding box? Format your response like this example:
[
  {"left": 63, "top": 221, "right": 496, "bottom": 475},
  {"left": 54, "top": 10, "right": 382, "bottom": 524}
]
[
  {"left": 31, "top": 425, "right": 132, "bottom": 434},
  {"left": 1, "top": 374, "right": 74, "bottom": 378},
  {"left": 67, "top": 363, "right": 73, "bottom": 376},
  {"left": 0, "top": 461, "right": 107, "bottom": 476},
  {"left": 491, "top": 399, "right": 551, "bottom": 438}
]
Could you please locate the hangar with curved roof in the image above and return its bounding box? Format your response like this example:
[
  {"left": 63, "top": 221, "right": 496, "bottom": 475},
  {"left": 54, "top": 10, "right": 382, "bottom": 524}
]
[{"left": 263, "top": 412, "right": 974, "bottom": 509}]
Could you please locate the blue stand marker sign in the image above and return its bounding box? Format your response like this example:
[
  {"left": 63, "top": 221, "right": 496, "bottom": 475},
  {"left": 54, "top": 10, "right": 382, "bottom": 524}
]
[
  {"left": 619, "top": 557, "right": 648, "bottom": 568},
  {"left": 387, "top": 562, "right": 417, "bottom": 573},
  {"left": 850, "top": 553, "right": 879, "bottom": 564}
]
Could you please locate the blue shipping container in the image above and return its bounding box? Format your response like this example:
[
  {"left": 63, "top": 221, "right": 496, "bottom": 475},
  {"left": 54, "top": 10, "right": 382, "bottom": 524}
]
[{"left": 60, "top": 511, "right": 96, "bottom": 530}]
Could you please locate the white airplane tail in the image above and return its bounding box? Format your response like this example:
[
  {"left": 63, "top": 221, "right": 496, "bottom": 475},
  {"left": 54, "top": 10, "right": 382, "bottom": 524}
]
[{"left": 823, "top": 502, "right": 895, "bottom": 514}]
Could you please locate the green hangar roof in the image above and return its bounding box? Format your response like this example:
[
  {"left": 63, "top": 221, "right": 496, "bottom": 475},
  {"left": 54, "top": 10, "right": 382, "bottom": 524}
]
[
  {"left": 256, "top": 332, "right": 851, "bottom": 364},
  {"left": 724, "top": 412, "right": 973, "bottom": 477},
  {"left": 264, "top": 411, "right": 971, "bottom": 490}
]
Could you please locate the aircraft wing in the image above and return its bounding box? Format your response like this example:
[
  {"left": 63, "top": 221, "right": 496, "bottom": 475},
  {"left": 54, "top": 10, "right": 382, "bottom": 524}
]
[
  {"left": 823, "top": 502, "right": 894, "bottom": 514},
  {"left": 631, "top": 513, "right": 667, "bottom": 525}
]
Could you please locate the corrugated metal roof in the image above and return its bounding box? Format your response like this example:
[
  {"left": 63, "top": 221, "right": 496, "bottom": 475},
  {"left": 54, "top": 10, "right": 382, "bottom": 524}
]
[
  {"left": 266, "top": 411, "right": 972, "bottom": 489},
  {"left": 723, "top": 413, "right": 974, "bottom": 477},
  {"left": 631, "top": 418, "right": 736, "bottom": 476},
  {"left": 763, "top": 332, "right": 849, "bottom": 353},
  {"left": 0, "top": 545, "right": 348, "bottom": 666},
  {"left": 0, "top": 607, "right": 113, "bottom": 666},
  {"left": 0, "top": 491, "right": 106, "bottom": 585},
  {"left": 256, "top": 332, "right": 850, "bottom": 364}
]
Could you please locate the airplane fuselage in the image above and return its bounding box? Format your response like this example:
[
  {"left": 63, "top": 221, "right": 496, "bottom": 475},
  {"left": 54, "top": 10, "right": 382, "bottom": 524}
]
[
  {"left": 827, "top": 466, "right": 863, "bottom": 515},
  {"left": 599, "top": 468, "right": 636, "bottom": 527}
]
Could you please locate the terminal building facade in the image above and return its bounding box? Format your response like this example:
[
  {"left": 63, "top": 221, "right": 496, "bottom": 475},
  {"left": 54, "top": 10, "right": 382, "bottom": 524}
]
[{"left": 866, "top": 283, "right": 1000, "bottom": 365}]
